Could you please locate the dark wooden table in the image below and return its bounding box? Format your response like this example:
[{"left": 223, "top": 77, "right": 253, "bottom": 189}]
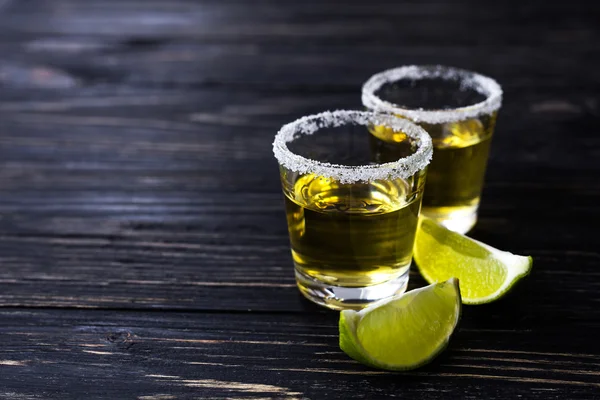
[{"left": 1, "top": 0, "right": 599, "bottom": 398}]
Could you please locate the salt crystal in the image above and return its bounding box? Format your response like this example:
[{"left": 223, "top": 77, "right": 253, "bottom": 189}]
[
  {"left": 272, "top": 110, "right": 433, "bottom": 183},
  {"left": 362, "top": 65, "right": 502, "bottom": 124}
]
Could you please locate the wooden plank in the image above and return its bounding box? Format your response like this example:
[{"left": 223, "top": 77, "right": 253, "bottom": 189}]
[
  {"left": 0, "top": 88, "right": 596, "bottom": 164},
  {"left": 0, "top": 41, "right": 597, "bottom": 90},
  {"left": 0, "top": 0, "right": 597, "bottom": 91},
  {"left": 0, "top": 85, "right": 598, "bottom": 311},
  {"left": 0, "top": 0, "right": 597, "bottom": 46},
  {"left": 0, "top": 204, "right": 598, "bottom": 313},
  {"left": 0, "top": 309, "right": 599, "bottom": 399}
]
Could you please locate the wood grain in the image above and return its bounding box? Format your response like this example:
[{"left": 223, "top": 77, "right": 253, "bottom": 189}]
[
  {"left": 1, "top": 309, "right": 599, "bottom": 399},
  {"left": 0, "top": 92, "right": 598, "bottom": 312},
  {"left": 0, "top": 0, "right": 599, "bottom": 398}
]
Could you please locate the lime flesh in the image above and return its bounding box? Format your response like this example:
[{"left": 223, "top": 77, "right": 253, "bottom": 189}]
[
  {"left": 414, "top": 217, "right": 532, "bottom": 304},
  {"left": 339, "top": 278, "right": 461, "bottom": 371}
]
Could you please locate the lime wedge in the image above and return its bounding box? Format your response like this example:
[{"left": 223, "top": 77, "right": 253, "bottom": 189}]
[
  {"left": 339, "top": 278, "right": 461, "bottom": 371},
  {"left": 414, "top": 217, "right": 533, "bottom": 305}
]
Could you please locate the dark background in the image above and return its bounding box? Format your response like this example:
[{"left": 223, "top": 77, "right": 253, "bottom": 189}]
[{"left": 0, "top": 0, "right": 599, "bottom": 398}]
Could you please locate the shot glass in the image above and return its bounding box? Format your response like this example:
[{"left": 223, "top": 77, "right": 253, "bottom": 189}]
[
  {"left": 362, "top": 65, "right": 502, "bottom": 234},
  {"left": 272, "top": 110, "right": 432, "bottom": 310}
]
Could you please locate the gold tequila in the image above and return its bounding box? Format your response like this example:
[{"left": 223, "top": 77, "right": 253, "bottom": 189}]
[
  {"left": 273, "top": 110, "right": 432, "bottom": 309},
  {"left": 282, "top": 173, "right": 423, "bottom": 288},
  {"left": 362, "top": 65, "right": 503, "bottom": 233},
  {"left": 370, "top": 112, "right": 496, "bottom": 232}
]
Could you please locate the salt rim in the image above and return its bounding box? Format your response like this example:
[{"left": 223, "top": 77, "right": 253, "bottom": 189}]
[
  {"left": 272, "top": 110, "right": 432, "bottom": 183},
  {"left": 362, "top": 65, "right": 503, "bottom": 124}
]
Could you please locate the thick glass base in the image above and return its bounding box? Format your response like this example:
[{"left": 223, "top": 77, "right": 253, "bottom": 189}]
[
  {"left": 421, "top": 204, "right": 478, "bottom": 234},
  {"left": 295, "top": 268, "right": 410, "bottom": 310}
]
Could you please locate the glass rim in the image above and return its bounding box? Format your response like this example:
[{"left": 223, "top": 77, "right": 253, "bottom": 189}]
[
  {"left": 362, "top": 65, "right": 503, "bottom": 124},
  {"left": 272, "top": 110, "right": 432, "bottom": 183}
]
